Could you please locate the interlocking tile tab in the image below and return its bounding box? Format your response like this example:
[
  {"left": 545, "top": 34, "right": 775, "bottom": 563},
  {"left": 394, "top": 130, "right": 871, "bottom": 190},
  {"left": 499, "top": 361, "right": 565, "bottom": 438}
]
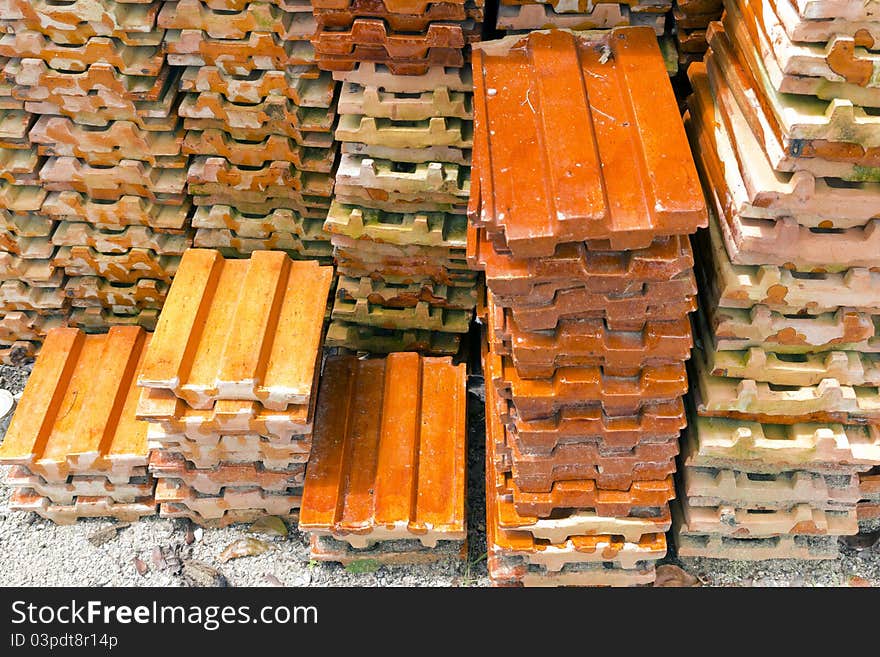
[
  {"left": 179, "top": 92, "right": 335, "bottom": 133},
  {"left": 179, "top": 66, "right": 335, "bottom": 107},
  {"left": 336, "top": 115, "right": 473, "bottom": 149},
  {"left": 183, "top": 116, "right": 334, "bottom": 147},
  {"left": 192, "top": 205, "right": 324, "bottom": 239},
  {"left": 316, "top": 46, "right": 463, "bottom": 74},
  {"left": 10, "top": 490, "right": 156, "bottom": 525},
  {"left": 707, "top": 346, "right": 880, "bottom": 387},
  {"left": 496, "top": 3, "right": 629, "bottom": 31},
  {"left": 330, "top": 296, "right": 471, "bottom": 333},
  {"left": 0, "top": 147, "right": 41, "bottom": 185},
  {"left": 0, "top": 182, "right": 46, "bottom": 213},
  {"left": 332, "top": 61, "right": 472, "bottom": 92},
  {"left": 773, "top": 0, "right": 880, "bottom": 40},
  {"left": 138, "top": 385, "right": 314, "bottom": 440},
  {"left": 682, "top": 465, "right": 861, "bottom": 509},
  {"left": 0, "top": 280, "right": 67, "bottom": 312},
  {"left": 681, "top": 500, "right": 858, "bottom": 537},
  {"left": 336, "top": 153, "right": 469, "bottom": 199},
  {"left": 673, "top": 504, "right": 840, "bottom": 560},
  {"left": 299, "top": 354, "right": 467, "bottom": 547},
  {"left": 0, "top": 253, "right": 62, "bottom": 287},
  {"left": 704, "top": 303, "right": 880, "bottom": 354},
  {"left": 324, "top": 320, "right": 461, "bottom": 354},
  {"left": 694, "top": 348, "right": 880, "bottom": 425},
  {"left": 0, "top": 109, "right": 34, "bottom": 148},
  {"left": 139, "top": 250, "right": 331, "bottom": 409},
  {"left": 42, "top": 191, "right": 191, "bottom": 230},
  {"left": 158, "top": 0, "right": 316, "bottom": 40},
  {"left": 12, "top": 0, "right": 163, "bottom": 46},
  {"left": 324, "top": 201, "right": 467, "bottom": 248},
  {"left": 29, "top": 116, "right": 185, "bottom": 168},
  {"left": 6, "top": 466, "right": 154, "bottom": 504},
  {"left": 193, "top": 228, "right": 333, "bottom": 260},
  {"left": 336, "top": 276, "right": 476, "bottom": 311},
  {"left": 0, "top": 233, "right": 54, "bottom": 260},
  {"left": 331, "top": 232, "right": 467, "bottom": 264},
  {"left": 51, "top": 223, "right": 191, "bottom": 255},
  {"left": 699, "top": 212, "right": 880, "bottom": 315},
  {"left": 21, "top": 92, "right": 181, "bottom": 133},
  {"left": 155, "top": 479, "right": 302, "bottom": 521},
  {"left": 182, "top": 129, "right": 335, "bottom": 172},
  {"left": 64, "top": 276, "right": 168, "bottom": 312},
  {"left": 53, "top": 246, "right": 180, "bottom": 283},
  {"left": 149, "top": 451, "right": 304, "bottom": 495},
  {"left": 0, "top": 327, "right": 149, "bottom": 482},
  {"left": 470, "top": 28, "right": 706, "bottom": 257},
  {"left": 338, "top": 82, "right": 472, "bottom": 120},
  {"left": 165, "top": 29, "right": 315, "bottom": 73},
  {"left": 309, "top": 534, "right": 466, "bottom": 567},
  {"left": 39, "top": 157, "right": 186, "bottom": 201},
  {"left": 0, "top": 212, "right": 54, "bottom": 238},
  {"left": 69, "top": 307, "right": 159, "bottom": 333},
  {"left": 313, "top": 19, "right": 466, "bottom": 56},
  {"left": 686, "top": 84, "right": 880, "bottom": 229},
  {"left": 684, "top": 410, "right": 880, "bottom": 473},
  {"left": 315, "top": 0, "right": 481, "bottom": 32},
  {"left": 186, "top": 156, "right": 334, "bottom": 196}
]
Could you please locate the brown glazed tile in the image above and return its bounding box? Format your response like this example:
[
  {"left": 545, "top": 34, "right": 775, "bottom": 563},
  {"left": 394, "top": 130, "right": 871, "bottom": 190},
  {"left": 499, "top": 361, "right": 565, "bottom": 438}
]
[
  {"left": 138, "top": 249, "right": 332, "bottom": 410},
  {"left": 299, "top": 353, "right": 466, "bottom": 547},
  {"left": 316, "top": 47, "right": 464, "bottom": 75},
  {"left": 316, "top": 0, "right": 482, "bottom": 32},
  {"left": 470, "top": 28, "right": 706, "bottom": 257},
  {"left": 0, "top": 327, "right": 151, "bottom": 483},
  {"left": 148, "top": 451, "right": 305, "bottom": 495},
  {"left": 179, "top": 67, "right": 335, "bottom": 106},
  {"left": 313, "top": 19, "right": 465, "bottom": 57},
  {"left": 148, "top": 432, "right": 311, "bottom": 471}
]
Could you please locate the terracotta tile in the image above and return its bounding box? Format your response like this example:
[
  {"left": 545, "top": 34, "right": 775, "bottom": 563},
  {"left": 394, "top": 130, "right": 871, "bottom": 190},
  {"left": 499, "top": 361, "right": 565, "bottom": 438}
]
[
  {"left": 675, "top": 27, "right": 707, "bottom": 53},
  {"left": 324, "top": 320, "right": 461, "bottom": 353},
  {"left": 706, "top": 347, "right": 880, "bottom": 388},
  {"left": 0, "top": 182, "right": 46, "bottom": 213},
  {"left": 0, "top": 212, "right": 54, "bottom": 238},
  {"left": 193, "top": 205, "right": 325, "bottom": 240},
  {"left": 165, "top": 30, "right": 315, "bottom": 74},
  {"left": 0, "top": 233, "right": 54, "bottom": 260},
  {"left": 336, "top": 275, "right": 476, "bottom": 311},
  {"left": 189, "top": 190, "right": 332, "bottom": 217},
  {"left": 64, "top": 275, "right": 168, "bottom": 317},
  {"left": 686, "top": 80, "right": 880, "bottom": 229},
  {"left": 181, "top": 129, "right": 335, "bottom": 172},
  {"left": 299, "top": 353, "right": 467, "bottom": 547},
  {"left": 341, "top": 139, "right": 471, "bottom": 165},
  {"left": 313, "top": 19, "right": 466, "bottom": 57},
  {"left": 698, "top": 210, "right": 880, "bottom": 315},
  {"left": 0, "top": 340, "right": 39, "bottom": 366},
  {"left": 0, "top": 147, "right": 41, "bottom": 185},
  {"left": 316, "top": 47, "right": 463, "bottom": 75},
  {"left": 471, "top": 28, "right": 705, "bottom": 257},
  {"left": 496, "top": 3, "right": 629, "bottom": 31},
  {"left": 487, "top": 555, "right": 655, "bottom": 587},
  {"left": 0, "top": 31, "right": 166, "bottom": 76},
  {"left": 180, "top": 93, "right": 335, "bottom": 134},
  {"left": 155, "top": 479, "right": 302, "bottom": 521},
  {"left": 39, "top": 157, "right": 186, "bottom": 201},
  {"left": 336, "top": 115, "right": 472, "bottom": 151},
  {"left": 313, "top": 0, "right": 481, "bottom": 10},
  {"left": 159, "top": 503, "right": 298, "bottom": 527},
  {"left": 52, "top": 223, "right": 190, "bottom": 255},
  {"left": 149, "top": 434, "right": 311, "bottom": 471},
  {"left": 52, "top": 246, "right": 180, "bottom": 283},
  {"left": 336, "top": 154, "right": 470, "bottom": 204},
  {"left": 330, "top": 296, "right": 471, "bottom": 333},
  {"left": 158, "top": 0, "right": 316, "bottom": 40},
  {"left": 672, "top": 503, "right": 840, "bottom": 560},
  {"left": 693, "top": 347, "right": 880, "bottom": 425},
  {"left": 859, "top": 467, "right": 880, "bottom": 518},
  {"left": 0, "top": 252, "right": 61, "bottom": 287},
  {"left": 0, "top": 280, "right": 66, "bottom": 313},
  {"left": 184, "top": 118, "right": 333, "bottom": 147},
  {"left": 10, "top": 489, "right": 157, "bottom": 525},
  {"left": 333, "top": 248, "right": 475, "bottom": 286},
  {"left": 69, "top": 307, "right": 159, "bottom": 333},
  {"left": 6, "top": 466, "right": 154, "bottom": 504},
  {"left": 138, "top": 249, "right": 333, "bottom": 409},
  {"left": 682, "top": 465, "right": 862, "bottom": 509},
  {"left": 672, "top": 7, "right": 719, "bottom": 29},
  {"left": 42, "top": 191, "right": 191, "bottom": 230},
  {"left": 683, "top": 410, "right": 880, "bottom": 473},
  {"left": 0, "top": 312, "right": 62, "bottom": 343},
  {"left": 331, "top": 61, "right": 472, "bottom": 93},
  {"left": 338, "top": 82, "right": 472, "bottom": 120},
  {"left": 149, "top": 451, "right": 305, "bottom": 495},
  {"left": 10, "top": 0, "right": 163, "bottom": 46},
  {"left": 138, "top": 386, "right": 314, "bottom": 440},
  {"left": 188, "top": 157, "right": 333, "bottom": 196},
  {"left": 680, "top": 500, "right": 858, "bottom": 537},
  {"left": 324, "top": 201, "right": 467, "bottom": 248},
  {"left": 193, "top": 229, "right": 333, "bottom": 261},
  {"left": 309, "top": 534, "right": 466, "bottom": 566},
  {"left": 0, "top": 327, "right": 150, "bottom": 482},
  {"left": 707, "top": 23, "right": 880, "bottom": 177},
  {"left": 179, "top": 66, "right": 335, "bottom": 106},
  {"left": 315, "top": 0, "right": 481, "bottom": 32}
]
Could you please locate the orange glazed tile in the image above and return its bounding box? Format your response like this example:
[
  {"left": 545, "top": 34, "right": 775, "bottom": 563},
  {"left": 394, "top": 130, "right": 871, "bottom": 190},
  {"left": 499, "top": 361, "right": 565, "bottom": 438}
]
[
  {"left": 470, "top": 28, "right": 706, "bottom": 257},
  {"left": 138, "top": 249, "right": 333, "bottom": 410},
  {"left": 0, "top": 327, "right": 150, "bottom": 483},
  {"left": 299, "top": 353, "right": 467, "bottom": 547}
]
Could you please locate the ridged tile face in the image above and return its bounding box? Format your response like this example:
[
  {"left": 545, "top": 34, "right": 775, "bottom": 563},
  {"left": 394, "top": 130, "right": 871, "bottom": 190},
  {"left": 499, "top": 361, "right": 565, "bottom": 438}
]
[
  {"left": 470, "top": 28, "right": 706, "bottom": 257},
  {"left": 0, "top": 326, "right": 150, "bottom": 482},
  {"left": 300, "top": 353, "right": 467, "bottom": 547},
  {"left": 138, "top": 249, "right": 333, "bottom": 410}
]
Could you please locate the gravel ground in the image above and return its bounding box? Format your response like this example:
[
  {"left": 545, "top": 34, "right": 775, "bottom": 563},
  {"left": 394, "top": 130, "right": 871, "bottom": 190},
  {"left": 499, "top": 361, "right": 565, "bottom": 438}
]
[{"left": 0, "top": 363, "right": 878, "bottom": 588}]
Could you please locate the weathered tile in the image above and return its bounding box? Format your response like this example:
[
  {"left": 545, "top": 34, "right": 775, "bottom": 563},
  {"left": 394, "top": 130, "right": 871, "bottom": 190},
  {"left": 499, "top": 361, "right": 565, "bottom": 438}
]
[
  {"left": 192, "top": 205, "right": 325, "bottom": 239},
  {"left": 138, "top": 249, "right": 333, "bottom": 409},
  {"left": 336, "top": 115, "right": 472, "bottom": 148},
  {"left": 309, "top": 534, "right": 466, "bottom": 566},
  {"left": 331, "top": 61, "right": 472, "bottom": 93},
  {"left": 6, "top": 466, "right": 154, "bottom": 504},
  {"left": 193, "top": 228, "right": 333, "bottom": 260},
  {"left": 471, "top": 28, "right": 706, "bottom": 257},
  {"left": 336, "top": 275, "right": 476, "bottom": 311},
  {"left": 39, "top": 157, "right": 186, "bottom": 201},
  {"left": 69, "top": 307, "right": 159, "bottom": 333},
  {"left": 165, "top": 29, "right": 315, "bottom": 74},
  {"left": 149, "top": 451, "right": 305, "bottom": 495},
  {"left": 324, "top": 201, "right": 467, "bottom": 248},
  {"left": 496, "top": 3, "right": 629, "bottom": 31},
  {"left": 330, "top": 296, "right": 471, "bottom": 333},
  {"left": 182, "top": 129, "right": 336, "bottom": 172},
  {"left": 0, "top": 327, "right": 150, "bottom": 482},
  {"left": 149, "top": 432, "right": 311, "bottom": 470},
  {"left": 680, "top": 500, "right": 858, "bottom": 536},
  {"left": 338, "top": 82, "right": 472, "bottom": 120},
  {"left": 179, "top": 66, "right": 335, "bottom": 107},
  {"left": 42, "top": 191, "right": 190, "bottom": 230},
  {"left": 155, "top": 479, "right": 302, "bottom": 521},
  {"left": 340, "top": 139, "right": 471, "bottom": 164},
  {"left": 299, "top": 353, "right": 467, "bottom": 547},
  {"left": 0, "top": 252, "right": 62, "bottom": 287},
  {"left": 324, "top": 320, "right": 461, "bottom": 354},
  {"left": 313, "top": 18, "right": 467, "bottom": 57},
  {"left": 51, "top": 223, "right": 191, "bottom": 255},
  {"left": 183, "top": 117, "right": 333, "bottom": 146},
  {"left": 179, "top": 93, "right": 335, "bottom": 133},
  {"left": 315, "top": 0, "right": 482, "bottom": 32},
  {"left": 335, "top": 154, "right": 470, "bottom": 203},
  {"left": 158, "top": 0, "right": 316, "bottom": 40},
  {"left": 53, "top": 246, "right": 180, "bottom": 283},
  {"left": 64, "top": 277, "right": 168, "bottom": 312},
  {"left": 10, "top": 490, "right": 157, "bottom": 525},
  {"left": 10, "top": 0, "right": 163, "bottom": 46}
]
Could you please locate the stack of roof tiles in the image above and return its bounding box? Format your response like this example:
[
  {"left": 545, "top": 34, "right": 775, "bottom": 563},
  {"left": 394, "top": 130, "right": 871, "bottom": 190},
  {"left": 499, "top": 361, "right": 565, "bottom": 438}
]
[
  {"left": 135, "top": 248, "right": 334, "bottom": 527},
  {"left": 470, "top": 28, "right": 707, "bottom": 586},
  {"left": 311, "top": 0, "right": 480, "bottom": 354},
  {"left": 299, "top": 352, "right": 467, "bottom": 565},
  {"left": 0, "top": 326, "right": 157, "bottom": 524},
  {"left": 0, "top": 0, "right": 192, "bottom": 364},
  {"left": 670, "top": 0, "right": 721, "bottom": 69},
  {"left": 678, "top": 1, "right": 880, "bottom": 560},
  {"left": 163, "top": 0, "right": 338, "bottom": 262},
  {"left": 493, "top": 0, "right": 668, "bottom": 35}
]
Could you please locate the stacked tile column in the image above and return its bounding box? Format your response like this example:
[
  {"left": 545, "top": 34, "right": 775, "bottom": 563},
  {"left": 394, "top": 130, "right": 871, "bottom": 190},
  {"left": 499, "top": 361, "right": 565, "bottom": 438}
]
[
  {"left": 0, "top": 0, "right": 190, "bottom": 362},
  {"left": 670, "top": 0, "right": 721, "bottom": 70},
  {"left": 676, "top": 3, "right": 880, "bottom": 561},
  {"left": 312, "top": 0, "right": 481, "bottom": 354},
  {"left": 471, "top": 28, "right": 707, "bottom": 586},
  {"left": 135, "top": 249, "right": 334, "bottom": 527},
  {"left": 161, "top": 0, "right": 337, "bottom": 262}
]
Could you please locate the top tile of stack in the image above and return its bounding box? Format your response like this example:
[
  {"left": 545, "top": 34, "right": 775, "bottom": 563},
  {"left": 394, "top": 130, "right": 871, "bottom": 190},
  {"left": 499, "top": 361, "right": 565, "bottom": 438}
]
[
  {"left": 137, "top": 249, "right": 333, "bottom": 410},
  {"left": 469, "top": 27, "right": 707, "bottom": 257}
]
